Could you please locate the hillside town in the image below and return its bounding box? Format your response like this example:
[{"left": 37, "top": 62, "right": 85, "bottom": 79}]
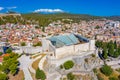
[
  {"left": 0, "top": 18, "right": 120, "bottom": 45},
  {"left": 0, "top": 14, "right": 120, "bottom": 80}
]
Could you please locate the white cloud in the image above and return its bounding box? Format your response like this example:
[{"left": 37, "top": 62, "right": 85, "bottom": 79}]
[
  {"left": 7, "top": 6, "right": 17, "bottom": 9},
  {"left": 34, "top": 9, "right": 64, "bottom": 13},
  {"left": 0, "top": 7, "right": 4, "bottom": 11}
]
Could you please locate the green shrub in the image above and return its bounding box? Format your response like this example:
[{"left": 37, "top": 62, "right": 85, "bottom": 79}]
[
  {"left": 118, "top": 75, "right": 120, "bottom": 80},
  {"left": 93, "top": 68, "right": 97, "bottom": 73},
  {"left": 91, "top": 54, "right": 96, "bottom": 57},
  {"left": 84, "top": 58, "right": 88, "bottom": 63},
  {"left": 0, "top": 52, "right": 3, "bottom": 56},
  {"left": 109, "top": 77, "right": 118, "bottom": 80},
  {"left": 33, "top": 42, "right": 42, "bottom": 47},
  {"left": 0, "top": 73, "right": 7, "bottom": 80},
  {"left": 100, "top": 64, "right": 113, "bottom": 76},
  {"left": 97, "top": 73, "right": 104, "bottom": 80},
  {"left": 35, "top": 68, "right": 46, "bottom": 80},
  {"left": 63, "top": 60, "right": 74, "bottom": 70},
  {"left": 116, "top": 68, "right": 120, "bottom": 72},
  {"left": 6, "top": 48, "right": 12, "bottom": 53},
  {"left": 21, "top": 42, "right": 26, "bottom": 46},
  {"left": 67, "top": 72, "right": 75, "bottom": 80},
  {"left": 2, "top": 53, "right": 19, "bottom": 75},
  {"left": 60, "top": 65, "right": 63, "bottom": 69},
  {"left": 95, "top": 25, "right": 100, "bottom": 29}
]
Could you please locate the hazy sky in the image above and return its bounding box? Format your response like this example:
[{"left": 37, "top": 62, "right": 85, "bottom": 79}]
[{"left": 0, "top": 0, "right": 120, "bottom": 16}]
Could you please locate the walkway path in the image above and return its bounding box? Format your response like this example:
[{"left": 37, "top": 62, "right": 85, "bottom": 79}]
[
  {"left": 38, "top": 55, "right": 46, "bottom": 70},
  {"left": 47, "top": 72, "right": 61, "bottom": 80},
  {"left": 29, "top": 55, "right": 42, "bottom": 74},
  {"left": 18, "top": 55, "right": 33, "bottom": 80},
  {"left": 23, "top": 68, "right": 33, "bottom": 80},
  {"left": 29, "top": 54, "right": 46, "bottom": 73},
  {"left": 19, "top": 54, "right": 46, "bottom": 80}
]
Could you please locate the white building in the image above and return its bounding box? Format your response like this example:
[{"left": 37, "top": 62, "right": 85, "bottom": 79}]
[{"left": 105, "top": 21, "right": 120, "bottom": 29}]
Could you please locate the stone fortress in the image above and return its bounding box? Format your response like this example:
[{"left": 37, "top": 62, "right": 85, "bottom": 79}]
[{"left": 42, "top": 33, "right": 96, "bottom": 67}]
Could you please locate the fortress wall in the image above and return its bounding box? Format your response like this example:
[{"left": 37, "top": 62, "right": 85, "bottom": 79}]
[
  {"left": 13, "top": 46, "right": 42, "bottom": 54},
  {"left": 55, "top": 45, "right": 74, "bottom": 59},
  {"left": 89, "top": 40, "right": 95, "bottom": 51},
  {"left": 42, "top": 39, "right": 50, "bottom": 52},
  {"left": 0, "top": 14, "right": 21, "bottom": 17},
  {"left": 74, "top": 43, "right": 90, "bottom": 54},
  {"left": 55, "top": 42, "right": 92, "bottom": 59}
]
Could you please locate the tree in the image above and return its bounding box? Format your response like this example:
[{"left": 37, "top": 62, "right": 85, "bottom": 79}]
[
  {"left": 42, "top": 27, "right": 45, "bottom": 32},
  {"left": 101, "top": 42, "right": 108, "bottom": 49},
  {"left": 85, "top": 58, "right": 88, "bottom": 63},
  {"left": 95, "top": 41, "right": 102, "bottom": 48},
  {"left": 60, "top": 65, "right": 63, "bottom": 69},
  {"left": 21, "top": 42, "right": 26, "bottom": 46},
  {"left": 100, "top": 64, "right": 113, "bottom": 76},
  {"left": 93, "top": 68, "right": 97, "bottom": 74},
  {"left": 95, "top": 25, "right": 100, "bottom": 29},
  {"left": 9, "top": 64, "right": 18, "bottom": 75},
  {"left": 6, "top": 48, "right": 12, "bottom": 53},
  {"left": 2, "top": 53, "right": 19, "bottom": 75},
  {"left": 91, "top": 54, "right": 96, "bottom": 57},
  {"left": 113, "top": 50, "right": 119, "bottom": 58},
  {"left": 97, "top": 73, "right": 104, "bottom": 80},
  {"left": 108, "top": 44, "right": 114, "bottom": 57},
  {"left": 109, "top": 77, "right": 118, "bottom": 80},
  {"left": 107, "top": 40, "right": 113, "bottom": 48},
  {"left": 0, "top": 73, "right": 7, "bottom": 80},
  {"left": 118, "top": 75, "right": 120, "bottom": 80},
  {"left": 63, "top": 60, "right": 74, "bottom": 70},
  {"left": 0, "top": 52, "right": 3, "bottom": 56},
  {"left": 114, "top": 41, "right": 117, "bottom": 49},
  {"left": 67, "top": 72, "right": 75, "bottom": 80},
  {"left": 33, "top": 42, "right": 42, "bottom": 47},
  {"left": 117, "top": 47, "right": 120, "bottom": 55},
  {"left": 35, "top": 68, "right": 46, "bottom": 80},
  {"left": 102, "top": 47, "right": 108, "bottom": 59}
]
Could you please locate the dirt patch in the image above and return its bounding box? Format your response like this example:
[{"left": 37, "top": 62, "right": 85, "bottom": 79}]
[
  {"left": 8, "top": 70, "right": 24, "bottom": 80},
  {"left": 75, "top": 74, "right": 92, "bottom": 80},
  {"left": 97, "top": 69, "right": 119, "bottom": 80},
  {"left": 29, "top": 69, "right": 36, "bottom": 80},
  {"left": 32, "top": 54, "right": 46, "bottom": 70}
]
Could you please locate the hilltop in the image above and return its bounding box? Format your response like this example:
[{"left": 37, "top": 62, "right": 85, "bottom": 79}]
[
  {"left": 0, "top": 13, "right": 120, "bottom": 26},
  {"left": 106, "top": 16, "right": 120, "bottom": 21}
]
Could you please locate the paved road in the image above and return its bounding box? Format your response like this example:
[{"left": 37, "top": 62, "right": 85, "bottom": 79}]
[{"left": 18, "top": 55, "right": 33, "bottom": 80}]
